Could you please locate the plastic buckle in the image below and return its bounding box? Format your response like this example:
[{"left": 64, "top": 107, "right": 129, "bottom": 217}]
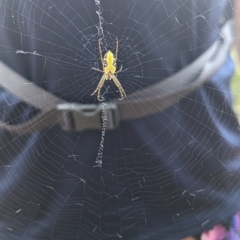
[{"left": 57, "top": 103, "right": 119, "bottom": 132}]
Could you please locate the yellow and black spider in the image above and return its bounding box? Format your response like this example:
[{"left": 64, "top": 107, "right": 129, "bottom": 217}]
[{"left": 91, "top": 38, "right": 127, "bottom": 101}]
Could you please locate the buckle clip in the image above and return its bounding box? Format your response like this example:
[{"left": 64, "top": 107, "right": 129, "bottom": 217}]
[{"left": 57, "top": 103, "right": 119, "bottom": 132}]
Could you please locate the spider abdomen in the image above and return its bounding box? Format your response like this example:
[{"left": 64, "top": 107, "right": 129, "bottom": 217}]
[{"left": 104, "top": 51, "right": 116, "bottom": 74}]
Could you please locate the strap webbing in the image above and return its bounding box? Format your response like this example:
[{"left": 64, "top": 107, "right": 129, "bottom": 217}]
[
  {"left": 117, "top": 19, "right": 234, "bottom": 120},
  {"left": 0, "top": 19, "right": 234, "bottom": 134}
]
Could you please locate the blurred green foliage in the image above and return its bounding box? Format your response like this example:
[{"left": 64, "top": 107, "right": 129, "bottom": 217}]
[{"left": 231, "top": 49, "right": 240, "bottom": 121}]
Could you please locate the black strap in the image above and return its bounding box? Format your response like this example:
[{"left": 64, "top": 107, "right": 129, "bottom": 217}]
[{"left": 0, "top": 20, "right": 234, "bottom": 134}]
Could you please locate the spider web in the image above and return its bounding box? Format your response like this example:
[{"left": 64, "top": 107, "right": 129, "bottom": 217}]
[{"left": 0, "top": 0, "right": 240, "bottom": 239}]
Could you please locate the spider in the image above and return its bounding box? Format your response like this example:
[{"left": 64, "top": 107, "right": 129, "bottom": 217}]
[{"left": 91, "top": 38, "right": 127, "bottom": 101}]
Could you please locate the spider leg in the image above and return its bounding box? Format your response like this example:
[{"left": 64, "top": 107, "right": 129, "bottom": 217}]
[
  {"left": 92, "top": 67, "right": 104, "bottom": 73},
  {"left": 115, "top": 65, "right": 123, "bottom": 74},
  {"left": 111, "top": 74, "right": 127, "bottom": 100},
  {"left": 91, "top": 74, "right": 106, "bottom": 101},
  {"left": 115, "top": 37, "right": 118, "bottom": 61},
  {"left": 98, "top": 38, "right": 104, "bottom": 67}
]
